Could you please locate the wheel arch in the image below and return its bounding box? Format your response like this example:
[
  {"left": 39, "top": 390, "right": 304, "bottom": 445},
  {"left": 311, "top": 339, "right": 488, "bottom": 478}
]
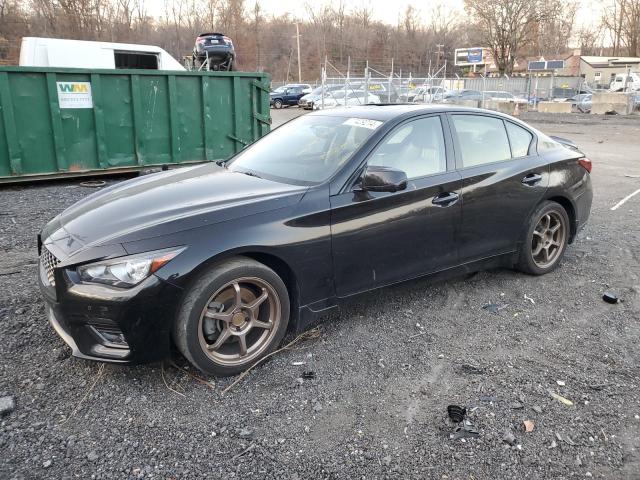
[
  {"left": 546, "top": 195, "right": 577, "bottom": 242},
  {"left": 180, "top": 248, "right": 301, "bottom": 332}
]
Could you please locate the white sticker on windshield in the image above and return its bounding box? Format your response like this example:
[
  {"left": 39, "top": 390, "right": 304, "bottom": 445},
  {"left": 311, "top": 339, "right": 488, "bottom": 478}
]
[{"left": 342, "top": 118, "right": 383, "bottom": 130}]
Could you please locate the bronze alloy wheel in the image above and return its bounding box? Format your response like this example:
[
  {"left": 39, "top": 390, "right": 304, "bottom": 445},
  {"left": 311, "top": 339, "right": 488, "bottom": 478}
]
[
  {"left": 197, "top": 277, "right": 281, "bottom": 367},
  {"left": 531, "top": 210, "right": 567, "bottom": 269}
]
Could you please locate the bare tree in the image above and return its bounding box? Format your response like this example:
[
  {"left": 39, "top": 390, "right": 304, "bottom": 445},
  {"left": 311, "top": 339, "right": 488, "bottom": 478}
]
[{"left": 603, "top": 0, "right": 640, "bottom": 55}]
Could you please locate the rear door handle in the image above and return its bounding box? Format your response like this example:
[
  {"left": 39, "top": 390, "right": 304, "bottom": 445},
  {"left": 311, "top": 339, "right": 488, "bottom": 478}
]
[
  {"left": 522, "top": 173, "right": 542, "bottom": 186},
  {"left": 432, "top": 192, "right": 459, "bottom": 207}
]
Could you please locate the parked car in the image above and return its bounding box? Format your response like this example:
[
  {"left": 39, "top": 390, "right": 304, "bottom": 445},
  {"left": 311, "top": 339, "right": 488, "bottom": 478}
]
[
  {"left": 609, "top": 72, "right": 640, "bottom": 92},
  {"left": 443, "top": 90, "right": 484, "bottom": 103},
  {"left": 577, "top": 94, "right": 593, "bottom": 113},
  {"left": 192, "top": 32, "right": 235, "bottom": 71},
  {"left": 38, "top": 105, "right": 592, "bottom": 376},
  {"left": 270, "top": 85, "right": 307, "bottom": 108},
  {"left": 298, "top": 85, "right": 345, "bottom": 110},
  {"left": 412, "top": 86, "right": 447, "bottom": 103},
  {"left": 566, "top": 93, "right": 592, "bottom": 110},
  {"left": 313, "top": 90, "right": 381, "bottom": 109},
  {"left": 398, "top": 85, "right": 426, "bottom": 102},
  {"left": 483, "top": 91, "right": 528, "bottom": 104},
  {"left": 283, "top": 83, "right": 312, "bottom": 94}
]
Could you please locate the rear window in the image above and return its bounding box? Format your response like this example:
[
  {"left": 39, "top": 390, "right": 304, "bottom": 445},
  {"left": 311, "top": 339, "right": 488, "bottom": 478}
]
[
  {"left": 114, "top": 51, "right": 158, "bottom": 70},
  {"left": 506, "top": 122, "right": 533, "bottom": 157}
]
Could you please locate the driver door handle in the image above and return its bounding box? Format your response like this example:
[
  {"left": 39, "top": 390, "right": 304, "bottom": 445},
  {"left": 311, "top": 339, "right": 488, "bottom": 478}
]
[
  {"left": 522, "top": 173, "right": 542, "bottom": 186},
  {"left": 432, "top": 192, "right": 459, "bottom": 207}
]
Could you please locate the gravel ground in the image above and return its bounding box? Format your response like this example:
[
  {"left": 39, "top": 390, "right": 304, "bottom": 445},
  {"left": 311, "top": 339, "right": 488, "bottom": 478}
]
[{"left": 1, "top": 111, "right": 639, "bottom": 479}]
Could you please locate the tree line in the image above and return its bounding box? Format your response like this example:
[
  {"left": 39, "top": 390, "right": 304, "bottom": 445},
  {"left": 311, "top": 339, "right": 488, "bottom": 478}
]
[{"left": 0, "top": 0, "right": 638, "bottom": 80}]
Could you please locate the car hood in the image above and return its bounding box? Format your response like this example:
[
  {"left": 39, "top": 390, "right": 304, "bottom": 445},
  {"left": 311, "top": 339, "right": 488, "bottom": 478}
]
[{"left": 42, "top": 163, "right": 307, "bottom": 257}]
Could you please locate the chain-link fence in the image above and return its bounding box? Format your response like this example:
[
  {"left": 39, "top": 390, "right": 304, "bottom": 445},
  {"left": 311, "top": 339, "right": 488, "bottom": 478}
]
[{"left": 283, "top": 61, "right": 593, "bottom": 112}]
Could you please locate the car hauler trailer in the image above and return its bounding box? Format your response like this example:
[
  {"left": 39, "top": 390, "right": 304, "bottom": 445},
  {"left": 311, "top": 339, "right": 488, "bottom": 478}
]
[{"left": 0, "top": 67, "right": 270, "bottom": 183}]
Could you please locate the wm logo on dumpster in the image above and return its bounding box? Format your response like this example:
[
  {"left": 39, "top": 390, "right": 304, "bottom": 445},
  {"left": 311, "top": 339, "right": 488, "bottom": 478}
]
[
  {"left": 56, "top": 82, "right": 93, "bottom": 109},
  {"left": 58, "top": 83, "right": 90, "bottom": 93}
]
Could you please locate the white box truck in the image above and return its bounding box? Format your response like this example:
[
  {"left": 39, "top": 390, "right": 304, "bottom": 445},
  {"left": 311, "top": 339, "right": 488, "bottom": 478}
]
[
  {"left": 609, "top": 72, "right": 640, "bottom": 92},
  {"left": 19, "top": 37, "right": 185, "bottom": 71}
]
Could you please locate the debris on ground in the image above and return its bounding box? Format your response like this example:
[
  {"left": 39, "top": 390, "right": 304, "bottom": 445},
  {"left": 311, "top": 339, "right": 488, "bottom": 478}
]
[
  {"left": 79, "top": 180, "right": 106, "bottom": 188},
  {"left": 447, "top": 405, "right": 467, "bottom": 423},
  {"left": 602, "top": 291, "right": 619, "bottom": 304},
  {"left": 238, "top": 427, "right": 254, "bottom": 438},
  {"left": 532, "top": 405, "right": 543, "bottom": 414},
  {"left": 450, "top": 419, "right": 480, "bottom": 440},
  {"left": 556, "top": 432, "right": 577, "bottom": 446},
  {"left": 556, "top": 380, "right": 566, "bottom": 386},
  {"left": 459, "top": 363, "right": 485, "bottom": 374},
  {"left": 312, "top": 402, "right": 323, "bottom": 412},
  {"left": 523, "top": 420, "right": 535, "bottom": 432},
  {"left": 510, "top": 401, "right": 524, "bottom": 410},
  {"left": 301, "top": 371, "right": 316, "bottom": 380},
  {"left": 482, "top": 303, "right": 508, "bottom": 314},
  {"left": 503, "top": 430, "right": 517, "bottom": 446},
  {"left": 479, "top": 394, "right": 498, "bottom": 403},
  {"left": 549, "top": 391, "right": 574, "bottom": 406},
  {"left": 292, "top": 361, "right": 306, "bottom": 366},
  {"left": 0, "top": 396, "right": 15, "bottom": 416},
  {"left": 87, "top": 451, "right": 99, "bottom": 461},
  {"left": 447, "top": 405, "right": 480, "bottom": 440},
  {"left": 523, "top": 294, "right": 536, "bottom": 304}
]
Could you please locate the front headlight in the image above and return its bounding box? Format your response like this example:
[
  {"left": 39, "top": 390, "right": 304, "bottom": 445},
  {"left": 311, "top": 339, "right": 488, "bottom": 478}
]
[{"left": 77, "top": 247, "right": 185, "bottom": 288}]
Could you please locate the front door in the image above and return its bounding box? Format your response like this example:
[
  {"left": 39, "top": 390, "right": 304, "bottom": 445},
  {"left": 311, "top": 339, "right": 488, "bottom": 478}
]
[{"left": 330, "top": 115, "right": 462, "bottom": 297}]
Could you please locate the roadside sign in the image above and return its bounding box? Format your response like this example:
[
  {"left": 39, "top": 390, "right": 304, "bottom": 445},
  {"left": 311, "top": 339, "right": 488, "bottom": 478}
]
[{"left": 455, "top": 47, "right": 489, "bottom": 66}]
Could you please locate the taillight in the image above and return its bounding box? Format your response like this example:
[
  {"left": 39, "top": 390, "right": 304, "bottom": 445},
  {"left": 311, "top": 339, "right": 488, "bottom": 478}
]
[
  {"left": 223, "top": 36, "right": 233, "bottom": 44},
  {"left": 196, "top": 38, "right": 206, "bottom": 44},
  {"left": 578, "top": 157, "right": 592, "bottom": 173}
]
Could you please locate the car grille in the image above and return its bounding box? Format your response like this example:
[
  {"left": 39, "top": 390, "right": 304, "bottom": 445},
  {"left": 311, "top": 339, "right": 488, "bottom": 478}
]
[{"left": 40, "top": 247, "right": 60, "bottom": 287}]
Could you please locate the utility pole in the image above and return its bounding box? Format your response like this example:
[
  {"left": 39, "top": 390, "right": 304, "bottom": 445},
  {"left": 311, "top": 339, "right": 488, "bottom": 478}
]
[
  {"left": 435, "top": 44, "right": 444, "bottom": 71},
  {"left": 295, "top": 23, "right": 302, "bottom": 83}
]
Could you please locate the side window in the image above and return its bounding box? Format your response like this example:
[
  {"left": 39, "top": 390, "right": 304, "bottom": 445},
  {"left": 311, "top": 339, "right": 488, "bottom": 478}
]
[
  {"left": 505, "top": 122, "right": 533, "bottom": 157},
  {"left": 451, "top": 115, "right": 511, "bottom": 167},
  {"left": 368, "top": 116, "right": 447, "bottom": 179}
]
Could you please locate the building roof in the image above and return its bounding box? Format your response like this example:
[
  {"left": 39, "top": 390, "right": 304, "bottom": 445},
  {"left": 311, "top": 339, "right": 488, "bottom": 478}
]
[{"left": 581, "top": 56, "right": 640, "bottom": 67}]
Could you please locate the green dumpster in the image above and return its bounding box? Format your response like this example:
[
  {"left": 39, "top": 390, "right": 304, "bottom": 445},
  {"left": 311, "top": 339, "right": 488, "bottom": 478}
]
[{"left": 0, "top": 66, "right": 271, "bottom": 183}]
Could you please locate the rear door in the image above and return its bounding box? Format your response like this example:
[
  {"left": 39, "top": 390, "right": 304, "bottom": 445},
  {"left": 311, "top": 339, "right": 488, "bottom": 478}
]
[
  {"left": 449, "top": 113, "right": 549, "bottom": 263},
  {"left": 330, "top": 115, "right": 462, "bottom": 296}
]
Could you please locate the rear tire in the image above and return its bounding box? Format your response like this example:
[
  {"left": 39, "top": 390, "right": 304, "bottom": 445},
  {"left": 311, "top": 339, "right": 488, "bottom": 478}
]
[
  {"left": 173, "top": 257, "right": 290, "bottom": 377},
  {"left": 516, "top": 201, "right": 570, "bottom": 275}
]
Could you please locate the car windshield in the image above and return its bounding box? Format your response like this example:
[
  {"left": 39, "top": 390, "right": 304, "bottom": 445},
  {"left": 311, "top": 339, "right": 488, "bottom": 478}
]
[
  {"left": 272, "top": 86, "right": 286, "bottom": 93},
  {"left": 227, "top": 115, "right": 382, "bottom": 185}
]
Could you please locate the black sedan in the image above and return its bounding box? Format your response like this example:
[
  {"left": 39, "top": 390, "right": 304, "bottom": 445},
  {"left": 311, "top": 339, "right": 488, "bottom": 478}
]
[{"left": 38, "top": 105, "right": 592, "bottom": 376}]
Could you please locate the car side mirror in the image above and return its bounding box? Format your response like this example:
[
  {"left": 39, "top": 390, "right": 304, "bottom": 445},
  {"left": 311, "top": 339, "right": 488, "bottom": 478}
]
[{"left": 361, "top": 166, "right": 408, "bottom": 193}]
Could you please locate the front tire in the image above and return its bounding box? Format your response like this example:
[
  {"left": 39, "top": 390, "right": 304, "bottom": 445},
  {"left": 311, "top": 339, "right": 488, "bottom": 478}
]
[
  {"left": 273, "top": 99, "right": 283, "bottom": 109},
  {"left": 517, "top": 201, "right": 570, "bottom": 275},
  {"left": 173, "top": 257, "right": 290, "bottom": 376}
]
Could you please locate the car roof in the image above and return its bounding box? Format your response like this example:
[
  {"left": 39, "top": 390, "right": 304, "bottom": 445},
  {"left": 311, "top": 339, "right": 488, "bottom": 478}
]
[{"left": 308, "top": 104, "right": 515, "bottom": 122}]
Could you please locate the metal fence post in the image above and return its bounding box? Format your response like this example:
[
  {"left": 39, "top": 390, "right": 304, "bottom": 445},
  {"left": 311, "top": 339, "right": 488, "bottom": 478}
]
[{"left": 364, "top": 61, "right": 369, "bottom": 105}]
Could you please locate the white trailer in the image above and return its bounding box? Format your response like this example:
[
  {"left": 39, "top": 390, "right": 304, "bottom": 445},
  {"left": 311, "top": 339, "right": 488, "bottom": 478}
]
[{"left": 19, "top": 37, "right": 185, "bottom": 71}]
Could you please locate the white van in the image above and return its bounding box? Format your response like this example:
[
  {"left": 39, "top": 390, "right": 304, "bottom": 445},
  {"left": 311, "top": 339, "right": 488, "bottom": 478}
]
[
  {"left": 19, "top": 37, "right": 185, "bottom": 71},
  {"left": 609, "top": 72, "right": 640, "bottom": 92}
]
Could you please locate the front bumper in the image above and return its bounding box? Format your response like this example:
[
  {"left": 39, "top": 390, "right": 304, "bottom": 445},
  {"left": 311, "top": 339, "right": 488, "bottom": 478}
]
[{"left": 40, "top": 261, "right": 184, "bottom": 364}]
